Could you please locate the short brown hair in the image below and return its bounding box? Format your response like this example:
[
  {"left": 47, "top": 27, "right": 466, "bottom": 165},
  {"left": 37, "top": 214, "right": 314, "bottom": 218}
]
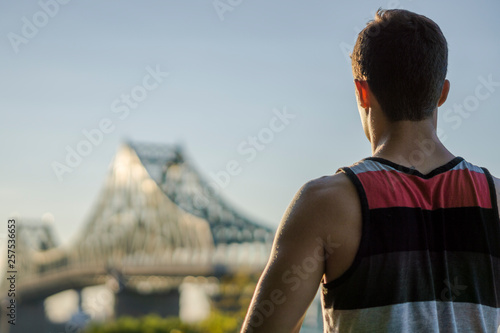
[{"left": 351, "top": 9, "right": 448, "bottom": 121}]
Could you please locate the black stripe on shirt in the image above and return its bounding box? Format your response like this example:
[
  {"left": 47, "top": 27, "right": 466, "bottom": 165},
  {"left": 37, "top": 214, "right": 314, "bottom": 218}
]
[
  {"left": 323, "top": 250, "right": 500, "bottom": 310},
  {"left": 360, "top": 207, "right": 500, "bottom": 258}
]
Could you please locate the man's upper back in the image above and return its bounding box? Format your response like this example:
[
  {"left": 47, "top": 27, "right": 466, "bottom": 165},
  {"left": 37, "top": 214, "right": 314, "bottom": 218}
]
[{"left": 321, "top": 157, "right": 500, "bottom": 332}]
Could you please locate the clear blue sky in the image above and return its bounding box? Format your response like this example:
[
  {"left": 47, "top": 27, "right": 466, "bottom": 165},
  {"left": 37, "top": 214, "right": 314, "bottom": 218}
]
[{"left": 1, "top": 0, "right": 500, "bottom": 245}]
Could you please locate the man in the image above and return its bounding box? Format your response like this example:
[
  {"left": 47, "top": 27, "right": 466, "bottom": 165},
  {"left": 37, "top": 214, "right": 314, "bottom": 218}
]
[{"left": 241, "top": 9, "right": 500, "bottom": 333}]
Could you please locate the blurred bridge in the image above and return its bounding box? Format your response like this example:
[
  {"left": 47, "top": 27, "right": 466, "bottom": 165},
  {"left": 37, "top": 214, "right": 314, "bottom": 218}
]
[{"left": 1, "top": 142, "right": 274, "bottom": 332}]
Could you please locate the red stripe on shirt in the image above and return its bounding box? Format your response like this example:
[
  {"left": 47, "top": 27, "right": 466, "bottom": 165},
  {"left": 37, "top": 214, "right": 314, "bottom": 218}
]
[{"left": 356, "top": 169, "right": 492, "bottom": 210}]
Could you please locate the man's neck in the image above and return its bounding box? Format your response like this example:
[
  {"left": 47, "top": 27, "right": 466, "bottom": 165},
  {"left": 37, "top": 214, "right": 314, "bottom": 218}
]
[{"left": 370, "top": 119, "right": 455, "bottom": 174}]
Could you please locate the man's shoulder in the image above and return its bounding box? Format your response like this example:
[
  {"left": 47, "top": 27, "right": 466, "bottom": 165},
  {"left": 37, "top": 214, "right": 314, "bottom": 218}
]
[
  {"left": 301, "top": 172, "right": 355, "bottom": 201},
  {"left": 296, "top": 172, "right": 359, "bottom": 222},
  {"left": 298, "top": 173, "right": 363, "bottom": 282}
]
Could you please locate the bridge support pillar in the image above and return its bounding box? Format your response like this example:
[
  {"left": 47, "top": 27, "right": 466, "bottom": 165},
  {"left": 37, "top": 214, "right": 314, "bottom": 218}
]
[{"left": 114, "top": 287, "right": 180, "bottom": 318}]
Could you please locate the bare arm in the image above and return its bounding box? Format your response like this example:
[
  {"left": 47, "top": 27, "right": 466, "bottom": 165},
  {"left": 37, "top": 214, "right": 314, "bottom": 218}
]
[{"left": 241, "top": 174, "right": 352, "bottom": 332}]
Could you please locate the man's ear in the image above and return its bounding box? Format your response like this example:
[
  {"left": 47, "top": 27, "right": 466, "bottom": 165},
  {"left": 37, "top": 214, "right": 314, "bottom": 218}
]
[
  {"left": 354, "top": 80, "right": 370, "bottom": 109},
  {"left": 438, "top": 79, "right": 450, "bottom": 107}
]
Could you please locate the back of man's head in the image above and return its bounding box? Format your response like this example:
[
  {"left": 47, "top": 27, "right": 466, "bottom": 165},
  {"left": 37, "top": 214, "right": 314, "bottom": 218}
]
[{"left": 351, "top": 9, "right": 448, "bottom": 121}]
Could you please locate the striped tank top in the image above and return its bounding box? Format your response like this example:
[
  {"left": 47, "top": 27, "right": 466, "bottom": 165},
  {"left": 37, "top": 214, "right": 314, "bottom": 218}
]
[{"left": 321, "top": 157, "right": 500, "bottom": 332}]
